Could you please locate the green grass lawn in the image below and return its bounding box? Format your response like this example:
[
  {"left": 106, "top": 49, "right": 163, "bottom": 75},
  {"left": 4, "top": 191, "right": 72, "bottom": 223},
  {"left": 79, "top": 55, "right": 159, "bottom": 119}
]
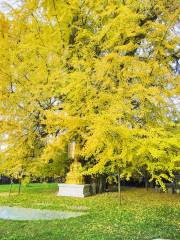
[{"left": 0, "top": 183, "right": 179, "bottom": 240}]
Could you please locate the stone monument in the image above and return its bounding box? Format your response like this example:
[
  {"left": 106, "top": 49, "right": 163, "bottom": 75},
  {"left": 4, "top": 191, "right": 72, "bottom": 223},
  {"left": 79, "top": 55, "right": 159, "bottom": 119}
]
[{"left": 57, "top": 141, "right": 91, "bottom": 197}]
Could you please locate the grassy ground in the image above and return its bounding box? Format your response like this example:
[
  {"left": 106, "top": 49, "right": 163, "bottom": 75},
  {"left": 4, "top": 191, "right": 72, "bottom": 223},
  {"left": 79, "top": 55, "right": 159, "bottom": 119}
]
[{"left": 0, "top": 183, "right": 179, "bottom": 240}]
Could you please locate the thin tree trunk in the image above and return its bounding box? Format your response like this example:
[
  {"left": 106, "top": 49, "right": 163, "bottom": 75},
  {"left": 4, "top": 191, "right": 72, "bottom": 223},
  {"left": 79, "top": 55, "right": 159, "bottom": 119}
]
[
  {"left": 118, "top": 168, "right": 122, "bottom": 205},
  {"left": 9, "top": 179, "right": 13, "bottom": 197},
  {"left": 99, "top": 175, "right": 103, "bottom": 193},
  {"left": 18, "top": 179, "right": 22, "bottom": 195},
  {"left": 145, "top": 171, "right": 148, "bottom": 191}
]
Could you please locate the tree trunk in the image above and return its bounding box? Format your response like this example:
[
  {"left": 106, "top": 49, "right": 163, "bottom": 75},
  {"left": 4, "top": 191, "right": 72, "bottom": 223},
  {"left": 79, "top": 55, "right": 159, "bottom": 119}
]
[
  {"left": 18, "top": 179, "right": 22, "bottom": 195},
  {"left": 145, "top": 171, "right": 149, "bottom": 191},
  {"left": 9, "top": 179, "right": 13, "bottom": 197},
  {"left": 99, "top": 175, "right": 103, "bottom": 193},
  {"left": 118, "top": 168, "right": 122, "bottom": 205}
]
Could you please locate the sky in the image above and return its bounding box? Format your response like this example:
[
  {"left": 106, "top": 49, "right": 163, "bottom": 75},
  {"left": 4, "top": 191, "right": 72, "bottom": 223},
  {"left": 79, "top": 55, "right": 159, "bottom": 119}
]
[{"left": 0, "top": 0, "right": 20, "bottom": 13}]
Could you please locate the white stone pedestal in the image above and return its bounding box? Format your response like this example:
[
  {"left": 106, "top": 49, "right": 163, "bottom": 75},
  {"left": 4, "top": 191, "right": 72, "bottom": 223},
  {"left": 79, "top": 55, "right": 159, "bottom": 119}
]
[{"left": 57, "top": 184, "right": 91, "bottom": 198}]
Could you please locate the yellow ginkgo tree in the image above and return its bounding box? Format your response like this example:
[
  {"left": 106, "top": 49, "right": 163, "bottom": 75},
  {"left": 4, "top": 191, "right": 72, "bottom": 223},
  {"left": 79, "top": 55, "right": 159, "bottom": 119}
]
[{"left": 0, "top": 0, "right": 179, "bottom": 191}]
